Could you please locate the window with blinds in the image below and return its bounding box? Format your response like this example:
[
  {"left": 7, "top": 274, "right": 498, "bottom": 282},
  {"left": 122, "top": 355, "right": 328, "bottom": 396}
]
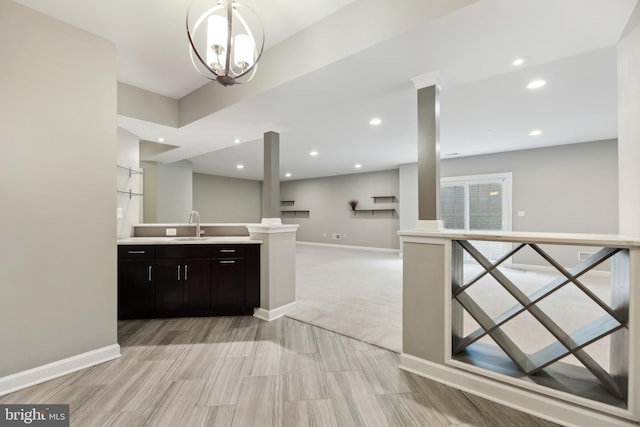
[{"left": 440, "top": 173, "right": 512, "bottom": 261}]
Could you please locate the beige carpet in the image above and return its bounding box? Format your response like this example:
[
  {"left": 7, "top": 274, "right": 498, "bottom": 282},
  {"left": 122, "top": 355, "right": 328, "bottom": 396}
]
[{"left": 289, "top": 243, "right": 612, "bottom": 369}]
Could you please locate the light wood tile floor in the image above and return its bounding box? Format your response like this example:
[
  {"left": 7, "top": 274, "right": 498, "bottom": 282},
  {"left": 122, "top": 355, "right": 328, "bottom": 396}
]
[{"left": 0, "top": 316, "right": 559, "bottom": 426}]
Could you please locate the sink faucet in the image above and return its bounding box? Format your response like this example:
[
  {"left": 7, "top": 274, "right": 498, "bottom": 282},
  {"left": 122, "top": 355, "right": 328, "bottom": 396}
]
[{"left": 188, "top": 210, "right": 201, "bottom": 238}]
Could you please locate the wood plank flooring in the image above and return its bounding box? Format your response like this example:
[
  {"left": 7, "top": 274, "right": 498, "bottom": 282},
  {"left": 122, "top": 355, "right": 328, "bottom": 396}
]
[{"left": 0, "top": 316, "right": 559, "bottom": 426}]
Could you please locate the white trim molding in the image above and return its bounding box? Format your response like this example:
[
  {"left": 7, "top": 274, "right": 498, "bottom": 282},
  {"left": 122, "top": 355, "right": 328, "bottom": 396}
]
[
  {"left": 254, "top": 302, "right": 297, "bottom": 322},
  {"left": 247, "top": 222, "right": 299, "bottom": 234},
  {"left": 0, "top": 344, "right": 121, "bottom": 397},
  {"left": 411, "top": 70, "right": 443, "bottom": 89},
  {"left": 399, "top": 353, "right": 638, "bottom": 427}
]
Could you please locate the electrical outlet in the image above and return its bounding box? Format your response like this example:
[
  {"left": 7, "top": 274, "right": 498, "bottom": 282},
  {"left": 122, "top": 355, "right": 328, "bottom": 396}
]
[
  {"left": 165, "top": 228, "right": 177, "bottom": 236},
  {"left": 116, "top": 207, "right": 123, "bottom": 219}
]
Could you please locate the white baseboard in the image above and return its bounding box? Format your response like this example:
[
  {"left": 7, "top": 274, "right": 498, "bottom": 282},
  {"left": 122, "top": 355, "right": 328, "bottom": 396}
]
[
  {"left": 297, "top": 241, "right": 400, "bottom": 254},
  {"left": 254, "top": 302, "right": 297, "bottom": 321},
  {"left": 399, "top": 354, "right": 637, "bottom": 427},
  {"left": 0, "top": 344, "right": 121, "bottom": 397}
]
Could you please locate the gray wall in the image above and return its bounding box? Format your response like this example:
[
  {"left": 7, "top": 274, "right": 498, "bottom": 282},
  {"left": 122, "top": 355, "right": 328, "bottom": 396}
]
[
  {"left": 399, "top": 163, "right": 419, "bottom": 231},
  {"left": 618, "top": 3, "right": 640, "bottom": 236},
  {"left": 400, "top": 139, "right": 618, "bottom": 267},
  {"left": 157, "top": 160, "right": 193, "bottom": 223},
  {"left": 193, "top": 173, "right": 262, "bottom": 223},
  {"left": 142, "top": 160, "right": 194, "bottom": 223},
  {"left": 0, "top": 1, "right": 117, "bottom": 376},
  {"left": 281, "top": 169, "right": 400, "bottom": 249},
  {"left": 441, "top": 140, "right": 618, "bottom": 235},
  {"left": 141, "top": 161, "right": 158, "bottom": 223}
]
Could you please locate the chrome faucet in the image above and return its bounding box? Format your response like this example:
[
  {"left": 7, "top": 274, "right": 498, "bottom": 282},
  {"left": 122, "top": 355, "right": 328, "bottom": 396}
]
[{"left": 188, "top": 210, "right": 201, "bottom": 238}]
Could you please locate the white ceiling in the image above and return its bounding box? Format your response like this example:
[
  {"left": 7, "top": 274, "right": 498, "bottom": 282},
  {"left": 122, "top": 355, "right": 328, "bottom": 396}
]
[{"left": 15, "top": 0, "right": 637, "bottom": 181}]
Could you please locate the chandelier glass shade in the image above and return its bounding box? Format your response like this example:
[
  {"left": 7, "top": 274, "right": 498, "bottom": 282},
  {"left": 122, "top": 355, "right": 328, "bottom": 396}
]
[{"left": 187, "top": 0, "right": 265, "bottom": 87}]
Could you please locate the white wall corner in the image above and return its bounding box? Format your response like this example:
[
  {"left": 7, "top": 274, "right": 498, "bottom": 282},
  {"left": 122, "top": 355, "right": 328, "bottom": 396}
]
[
  {"left": 411, "top": 70, "right": 443, "bottom": 90},
  {"left": 254, "top": 302, "right": 297, "bottom": 321}
]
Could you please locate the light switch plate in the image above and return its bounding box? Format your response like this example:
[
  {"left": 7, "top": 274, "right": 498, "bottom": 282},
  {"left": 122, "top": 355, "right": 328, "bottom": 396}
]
[
  {"left": 116, "top": 208, "right": 123, "bottom": 219},
  {"left": 518, "top": 211, "right": 526, "bottom": 217},
  {"left": 166, "top": 228, "right": 177, "bottom": 236}
]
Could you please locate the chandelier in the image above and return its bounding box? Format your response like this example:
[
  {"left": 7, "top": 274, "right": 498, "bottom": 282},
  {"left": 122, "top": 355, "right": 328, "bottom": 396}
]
[{"left": 186, "top": 0, "right": 265, "bottom": 87}]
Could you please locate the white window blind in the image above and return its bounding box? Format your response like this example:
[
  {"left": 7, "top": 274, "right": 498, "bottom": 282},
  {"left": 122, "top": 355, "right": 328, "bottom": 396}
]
[{"left": 441, "top": 173, "right": 512, "bottom": 261}]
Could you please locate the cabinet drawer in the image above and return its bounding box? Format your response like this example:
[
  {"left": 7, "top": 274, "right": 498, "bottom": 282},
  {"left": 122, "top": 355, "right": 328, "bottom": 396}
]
[
  {"left": 212, "top": 246, "right": 245, "bottom": 258},
  {"left": 119, "top": 245, "right": 155, "bottom": 259},
  {"left": 156, "top": 245, "right": 211, "bottom": 259}
]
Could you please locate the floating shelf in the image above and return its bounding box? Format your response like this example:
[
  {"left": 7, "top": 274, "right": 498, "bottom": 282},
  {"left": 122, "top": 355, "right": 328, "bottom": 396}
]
[
  {"left": 281, "top": 210, "right": 309, "bottom": 218},
  {"left": 280, "top": 200, "right": 295, "bottom": 207},
  {"left": 352, "top": 209, "right": 396, "bottom": 216},
  {"left": 117, "top": 189, "right": 144, "bottom": 199},
  {"left": 117, "top": 164, "right": 143, "bottom": 177},
  {"left": 372, "top": 195, "right": 397, "bottom": 203}
]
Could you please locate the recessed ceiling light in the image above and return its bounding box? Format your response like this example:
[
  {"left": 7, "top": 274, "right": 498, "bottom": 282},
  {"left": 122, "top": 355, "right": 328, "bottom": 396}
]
[
  {"left": 512, "top": 57, "right": 525, "bottom": 67},
  {"left": 158, "top": 137, "right": 164, "bottom": 142},
  {"left": 310, "top": 151, "right": 318, "bottom": 156},
  {"left": 354, "top": 164, "right": 362, "bottom": 169},
  {"left": 234, "top": 138, "right": 240, "bottom": 144},
  {"left": 527, "top": 79, "right": 546, "bottom": 90},
  {"left": 369, "top": 118, "right": 382, "bottom": 126},
  {"left": 529, "top": 129, "right": 542, "bottom": 136},
  {"left": 285, "top": 172, "right": 292, "bottom": 178},
  {"left": 236, "top": 164, "right": 244, "bottom": 169}
]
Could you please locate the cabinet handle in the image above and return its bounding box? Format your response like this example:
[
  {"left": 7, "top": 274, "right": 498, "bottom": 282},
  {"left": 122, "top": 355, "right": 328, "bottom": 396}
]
[
  {"left": 184, "top": 264, "right": 188, "bottom": 281},
  {"left": 148, "top": 265, "right": 152, "bottom": 282},
  {"left": 220, "top": 249, "right": 236, "bottom": 253},
  {"left": 177, "top": 265, "right": 181, "bottom": 281},
  {"left": 128, "top": 250, "right": 146, "bottom": 254},
  {"left": 219, "top": 260, "right": 236, "bottom": 264}
]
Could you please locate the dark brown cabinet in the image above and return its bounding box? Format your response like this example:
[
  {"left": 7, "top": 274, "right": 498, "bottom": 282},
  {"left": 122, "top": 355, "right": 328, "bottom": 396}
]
[
  {"left": 213, "top": 258, "right": 245, "bottom": 307},
  {"left": 118, "top": 243, "right": 260, "bottom": 319},
  {"left": 118, "top": 246, "right": 155, "bottom": 319},
  {"left": 154, "top": 245, "right": 212, "bottom": 316}
]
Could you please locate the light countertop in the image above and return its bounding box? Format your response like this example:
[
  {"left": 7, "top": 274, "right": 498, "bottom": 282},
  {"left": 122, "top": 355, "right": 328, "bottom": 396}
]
[{"left": 118, "top": 236, "right": 262, "bottom": 245}]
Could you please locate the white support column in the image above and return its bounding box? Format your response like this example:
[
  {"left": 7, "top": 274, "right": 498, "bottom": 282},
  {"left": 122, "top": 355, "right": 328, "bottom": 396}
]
[
  {"left": 253, "top": 130, "right": 299, "bottom": 320},
  {"left": 262, "top": 131, "right": 280, "bottom": 221},
  {"left": 248, "top": 222, "right": 299, "bottom": 321}
]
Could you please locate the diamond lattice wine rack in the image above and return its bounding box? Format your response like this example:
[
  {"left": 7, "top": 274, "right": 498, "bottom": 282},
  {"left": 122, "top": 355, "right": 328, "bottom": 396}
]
[{"left": 451, "top": 240, "right": 629, "bottom": 408}]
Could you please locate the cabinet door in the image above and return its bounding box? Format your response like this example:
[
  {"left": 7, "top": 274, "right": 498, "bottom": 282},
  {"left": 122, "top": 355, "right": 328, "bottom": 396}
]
[
  {"left": 183, "top": 258, "right": 211, "bottom": 313},
  {"left": 155, "top": 259, "right": 184, "bottom": 316},
  {"left": 212, "top": 258, "right": 246, "bottom": 307},
  {"left": 118, "top": 259, "right": 154, "bottom": 319}
]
